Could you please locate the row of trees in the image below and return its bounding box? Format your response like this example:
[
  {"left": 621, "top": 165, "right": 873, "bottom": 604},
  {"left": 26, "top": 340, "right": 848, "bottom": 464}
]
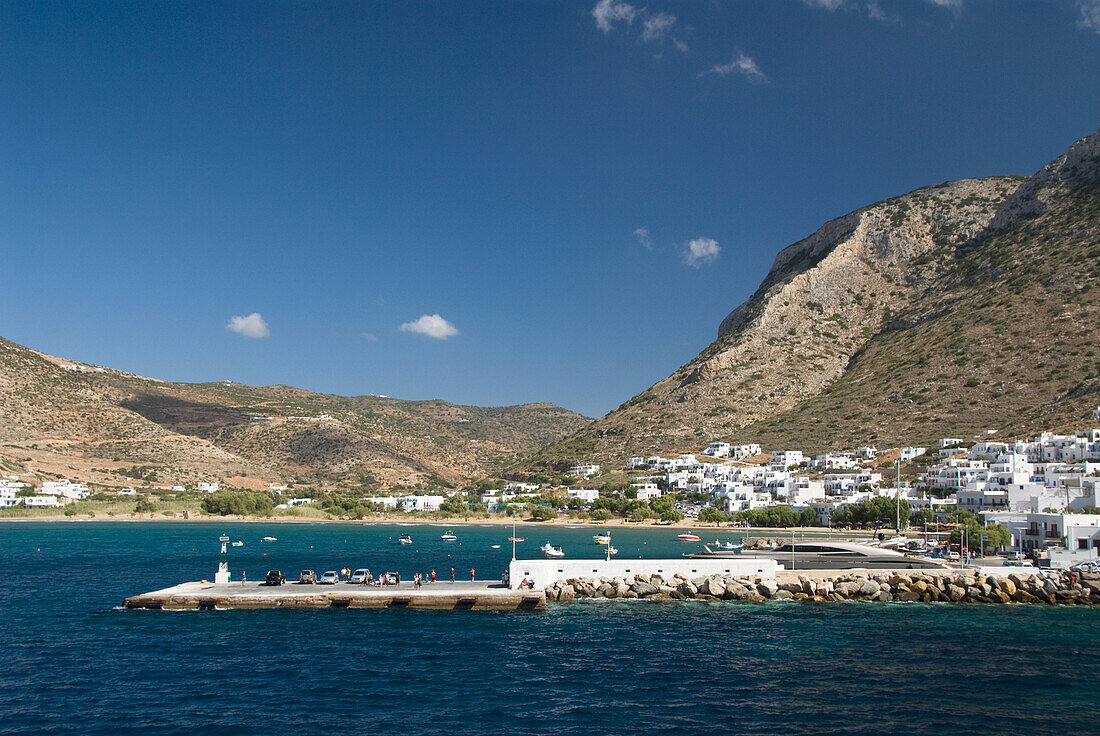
[{"left": 201, "top": 491, "right": 275, "bottom": 516}]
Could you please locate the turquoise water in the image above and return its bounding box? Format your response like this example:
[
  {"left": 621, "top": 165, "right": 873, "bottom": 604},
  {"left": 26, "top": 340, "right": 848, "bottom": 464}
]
[{"left": 1, "top": 521, "right": 1097, "bottom": 735}]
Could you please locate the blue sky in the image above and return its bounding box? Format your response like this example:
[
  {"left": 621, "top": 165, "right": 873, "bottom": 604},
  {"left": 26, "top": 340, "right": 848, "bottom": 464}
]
[{"left": 1, "top": 1, "right": 1098, "bottom": 418}]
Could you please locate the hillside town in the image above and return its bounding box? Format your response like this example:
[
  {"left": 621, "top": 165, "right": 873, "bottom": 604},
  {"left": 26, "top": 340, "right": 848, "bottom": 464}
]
[{"left": 5, "top": 417, "right": 1099, "bottom": 569}]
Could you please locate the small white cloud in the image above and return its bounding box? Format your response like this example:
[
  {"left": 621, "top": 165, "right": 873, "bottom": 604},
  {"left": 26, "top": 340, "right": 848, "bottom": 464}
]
[
  {"left": 592, "top": 0, "right": 636, "bottom": 33},
  {"left": 925, "top": 0, "right": 962, "bottom": 7},
  {"left": 641, "top": 12, "right": 676, "bottom": 42},
  {"left": 683, "top": 238, "right": 721, "bottom": 268},
  {"left": 634, "top": 227, "right": 654, "bottom": 251},
  {"left": 399, "top": 314, "right": 459, "bottom": 340},
  {"left": 802, "top": 0, "right": 846, "bottom": 9},
  {"left": 360, "top": 332, "right": 378, "bottom": 342},
  {"left": 1078, "top": 0, "right": 1100, "bottom": 32},
  {"left": 226, "top": 313, "right": 269, "bottom": 339},
  {"left": 702, "top": 53, "right": 768, "bottom": 83}
]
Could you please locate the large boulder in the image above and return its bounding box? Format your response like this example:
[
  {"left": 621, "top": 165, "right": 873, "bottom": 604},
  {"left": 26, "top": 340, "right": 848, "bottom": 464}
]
[
  {"left": 678, "top": 580, "right": 698, "bottom": 598},
  {"left": 701, "top": 577, "right": 726, "bottom": 598},
  {"left": 757, "top": 579, "right": 780, "bottom": 598},
  {"left": 558, "top": 584, "right": 575, "bottom": 602},
  {"left": 631, "top": 581, "right": 659, "bottom": 597},
  {"left": 858, "top": 579, "right": 881, "bottom": 597}
]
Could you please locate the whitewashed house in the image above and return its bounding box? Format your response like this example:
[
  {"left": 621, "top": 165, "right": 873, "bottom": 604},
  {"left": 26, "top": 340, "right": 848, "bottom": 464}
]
[
  {"left": 196, "top": 482, "right": 219, "bottom": 493},
  {"left": 731, "top": 444, "right": 763, "bottom": 460},
  {"left": 769, "top": 450, "right": 804, "bottom": 469},
  {"left": 898, "top": 447, "right": 927, "bottom": 462},
  {"left": 40, "top": 480, "right": 89, "bottom": 500},
  {"left": 566, "top": 488, "right": 600, "bottom": 504},
  {"left": 704, "top": 442, "right": 732, "bottom": 458},
  {"left": 567, "top": 464, "right": 601, "bottom": 479}
]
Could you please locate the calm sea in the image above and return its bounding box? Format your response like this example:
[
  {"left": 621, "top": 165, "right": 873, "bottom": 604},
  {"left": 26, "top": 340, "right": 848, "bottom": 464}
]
[{"left": 1, "top": 521, "right": 1097, "bottom": 736}]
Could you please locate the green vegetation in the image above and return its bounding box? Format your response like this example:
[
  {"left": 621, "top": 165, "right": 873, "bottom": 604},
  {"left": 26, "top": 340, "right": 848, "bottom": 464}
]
[{"left": 201, "top": 491, "right": 275, "bottom": 516}]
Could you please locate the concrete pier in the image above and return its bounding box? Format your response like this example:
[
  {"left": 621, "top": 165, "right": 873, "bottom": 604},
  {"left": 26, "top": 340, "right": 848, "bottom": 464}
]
[{"left": 124, "top": 580, "right": 545, "bottom": 611}]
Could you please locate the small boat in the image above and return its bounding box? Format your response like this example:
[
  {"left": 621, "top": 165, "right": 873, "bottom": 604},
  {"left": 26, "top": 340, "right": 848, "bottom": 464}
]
[
  {"left": 490, "top": 544, "right": 501, "bottom": 549},
  {"left": 398, "top": 534, "right": 413, "bottom": 545},
  {"left": 678, "top": 532, "right": 701, "bottom": 542},
  {"left": 541, "top": 543, "right": 565, "bottom": 558},
  {"left": 714, "top": 540, "right": 742, "bottom": 551},
  {"left": 261, "top": 536, "right": 277, "bottom": 543},
  {"left": 593, "top": 533, "right": 611, "bottom": 545},
  {"left": 508, "top": 536, "right": 524, "bottom": 542},
  {"left": 607, "top": 546, "right": 618, "bottom": 556},
  {"left": 231, "top": 540, "right": 244, "bottom": 547},
  {"left": 440, "top": 531, "right": 458, "bottom": 541}
]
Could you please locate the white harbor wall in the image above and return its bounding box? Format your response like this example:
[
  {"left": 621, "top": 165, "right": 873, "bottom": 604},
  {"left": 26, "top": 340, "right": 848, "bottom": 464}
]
[{"left": 508, "top": 558, "right": 778, "bottom": 590}]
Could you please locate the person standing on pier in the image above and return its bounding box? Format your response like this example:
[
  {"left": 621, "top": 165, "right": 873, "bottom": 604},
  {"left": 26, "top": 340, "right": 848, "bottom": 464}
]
[
  {"left": 429, "top": 569, "right": 436, "bottom": 584},
  {"left": 450, "top": 567, "right": 455, "bottom": 583},
  {"left": 470, "top": 567, "right": 475, "bottom": 581}
]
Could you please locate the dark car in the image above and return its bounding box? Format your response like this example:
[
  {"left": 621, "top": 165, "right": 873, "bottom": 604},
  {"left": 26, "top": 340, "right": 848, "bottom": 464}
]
[
  {"left": 298, "top": 569, "right": 316, "bottom": 584},
  {"left": 265, "top": 570, "right": 286, "bottom": 586}
]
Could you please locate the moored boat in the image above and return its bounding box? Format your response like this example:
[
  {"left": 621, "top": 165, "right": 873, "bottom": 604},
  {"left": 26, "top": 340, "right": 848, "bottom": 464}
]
[
  {"left": 440, "top": 531, "right": 457, "bottom": 541},
  {"left": 593, "top": 533, "right": 611, "bottom": 545},
  {"left": 398, "top": 534, "right": 413, "bottom": 545},
  {"left": 541, "top": 543, "right": 565, "bottom": 558},
  {"left": 684, "top": 539, "right": 949, "bottom": 570},
  {"left": 677, "top": 532, "right": 701, "bottom": 542}
]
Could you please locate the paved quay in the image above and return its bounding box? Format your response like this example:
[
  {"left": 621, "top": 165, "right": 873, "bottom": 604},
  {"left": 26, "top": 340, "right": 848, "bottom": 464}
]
[{"left": 124, "top": 580, "right": 545, "bottom": 611}]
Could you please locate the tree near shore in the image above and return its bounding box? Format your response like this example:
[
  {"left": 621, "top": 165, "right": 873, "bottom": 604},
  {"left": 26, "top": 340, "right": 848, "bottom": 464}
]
[{"left": 698, "top": 507, "right": 729, "bottom": 525}]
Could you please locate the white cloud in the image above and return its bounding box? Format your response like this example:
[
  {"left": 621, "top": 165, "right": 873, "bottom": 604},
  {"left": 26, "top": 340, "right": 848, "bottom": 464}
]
[
  {"left": 226, "top": 312, "right": 269, "bottom": 339},
  {"left": 592, "top": 0, "right": 636, "bottom": 33},
  {"left": 802, "top": 0, "right": 846, "bottom": 9},
  {"left": 634, "top": 227, "right": 654, "bottom": 251},
  {"left": 683, "top": 238, "right": 721, "bottom": 268},
  {"left": 1078, "top": 1, "right": 1100, "bottom": 32},
  {"left": 360, "top": 332, "right": 378, "bottom": 342},
  {"left": 399, "top": 314, "right": 459, "bottom": 340},
  {"left": 641, "top": 12, "right": 677, "bottom": 42},
  {"left": 925, "top": 0, "right": 962, "bottom": 7},
  {"left": 703, "top": 53, "right": 768, "bottom": 83}
]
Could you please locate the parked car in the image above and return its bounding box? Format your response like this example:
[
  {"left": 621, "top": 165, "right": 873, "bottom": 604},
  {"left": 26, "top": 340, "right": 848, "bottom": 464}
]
[
  {"left": 1070, "top": 560, "right": 1100, "bottom": 573},
  {"left": 350, "top": 568, "right": 369, "bottom": 584},
  {"left": 298, "top": 569, "right": 316, "bottom": 584},
  {"left": 265, "top": 569, "right": 286, "bottom": 586},
  {"left": 318, "top": 570, "right": 340, "bottom": 585}
]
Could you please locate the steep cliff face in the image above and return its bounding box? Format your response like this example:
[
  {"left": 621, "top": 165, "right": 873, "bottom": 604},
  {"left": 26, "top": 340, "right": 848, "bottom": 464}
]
[{"left": 530, "top": 128, "right": 1100, "bottom": 469}]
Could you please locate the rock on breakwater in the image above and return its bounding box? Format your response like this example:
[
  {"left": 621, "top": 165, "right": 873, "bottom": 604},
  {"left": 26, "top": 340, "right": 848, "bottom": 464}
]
[{"left": 544, "top": 570, "right": 1100, "bottom": 606}]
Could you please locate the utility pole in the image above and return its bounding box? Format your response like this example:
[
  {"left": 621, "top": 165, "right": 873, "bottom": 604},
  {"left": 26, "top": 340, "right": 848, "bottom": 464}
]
[{"left": 896, "top": 455, "right": 901, "bottom": 534}]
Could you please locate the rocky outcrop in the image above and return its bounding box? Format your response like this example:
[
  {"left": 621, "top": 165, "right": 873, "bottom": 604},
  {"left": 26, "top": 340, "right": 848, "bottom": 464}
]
[{"left": 543, "top": 570, "right": 1100, "bottom": 606}]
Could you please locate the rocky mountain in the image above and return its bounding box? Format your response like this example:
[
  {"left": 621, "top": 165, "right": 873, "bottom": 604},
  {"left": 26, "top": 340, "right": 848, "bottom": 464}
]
[
  {"left": 529, "top": 127, "right": 1100, "bottom": 471},
  {"left": 0, "top": 337, "right": 590, "bottom": 490}
]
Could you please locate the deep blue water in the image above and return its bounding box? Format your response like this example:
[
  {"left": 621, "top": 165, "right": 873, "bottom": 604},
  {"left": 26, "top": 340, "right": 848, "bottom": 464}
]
[{"left": 1, "top": 521, "right": 1098, "bottom": 736}]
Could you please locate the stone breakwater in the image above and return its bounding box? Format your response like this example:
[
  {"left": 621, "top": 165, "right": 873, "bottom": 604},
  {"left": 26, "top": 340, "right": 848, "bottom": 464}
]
[{"left": 545, "top": 570, "right": 1100, "bottom": 606}]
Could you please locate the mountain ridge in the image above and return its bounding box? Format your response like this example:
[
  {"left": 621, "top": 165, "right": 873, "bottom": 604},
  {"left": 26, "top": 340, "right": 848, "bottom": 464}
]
[
  {"left": 0, "top": 335, "right": 590, "bottom": 490},
  {"left": 524, "top": 127, "right": 1100, "bottom": 473}
]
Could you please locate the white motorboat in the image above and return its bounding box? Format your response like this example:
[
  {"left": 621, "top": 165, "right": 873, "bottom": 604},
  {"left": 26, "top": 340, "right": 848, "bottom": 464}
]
[
  {"left": 685, "top": 539, "right": 949, "bottom": 570},
  {"left": 231, "top": 540, "right": 244, "bottom": 547},
  {"left": 592, "top": 533, "right": 611, "bottom": 545},
  {"left": 677, "top": 532, "right": 701, "bottom": 542},
  {"left": 261, "top": 536, "right": 277, "bottom": 543},
  {"left": 440, "top": 531, "right": 458, "bottom": 541},
  {"left": 398, "top": 534, "right": 413, "bottom": 545},
  {"left": 607, "top": 546, "right": 618, "bottom": 556},
  {"left": 541, "top": 543, "right": 565, "bottom": 558},
  {"left": 490, "top": 544, "right": 501, "bottom": 549}
]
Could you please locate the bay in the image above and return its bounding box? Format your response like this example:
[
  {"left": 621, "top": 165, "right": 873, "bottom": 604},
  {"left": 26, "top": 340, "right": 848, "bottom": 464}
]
[{"left": 1, "top": 521, "right": 1097, "bottom": 736}]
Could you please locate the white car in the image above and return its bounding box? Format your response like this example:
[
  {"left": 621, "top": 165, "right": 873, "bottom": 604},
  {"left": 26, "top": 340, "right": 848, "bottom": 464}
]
[
  {"left": 318, "top": 570, "right": 340, "bottom": 585},
  {"left": 350, "top": 568, "right": 369, "bottom": 584}
]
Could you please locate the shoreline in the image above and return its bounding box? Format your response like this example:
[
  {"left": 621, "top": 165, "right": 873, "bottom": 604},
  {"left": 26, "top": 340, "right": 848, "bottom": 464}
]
[
  {"left": 0, "top": 513, "right": 884, "bottom": 536},
  {"left": 0, "top": 514, "right": 884, "bottom": 536}
]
